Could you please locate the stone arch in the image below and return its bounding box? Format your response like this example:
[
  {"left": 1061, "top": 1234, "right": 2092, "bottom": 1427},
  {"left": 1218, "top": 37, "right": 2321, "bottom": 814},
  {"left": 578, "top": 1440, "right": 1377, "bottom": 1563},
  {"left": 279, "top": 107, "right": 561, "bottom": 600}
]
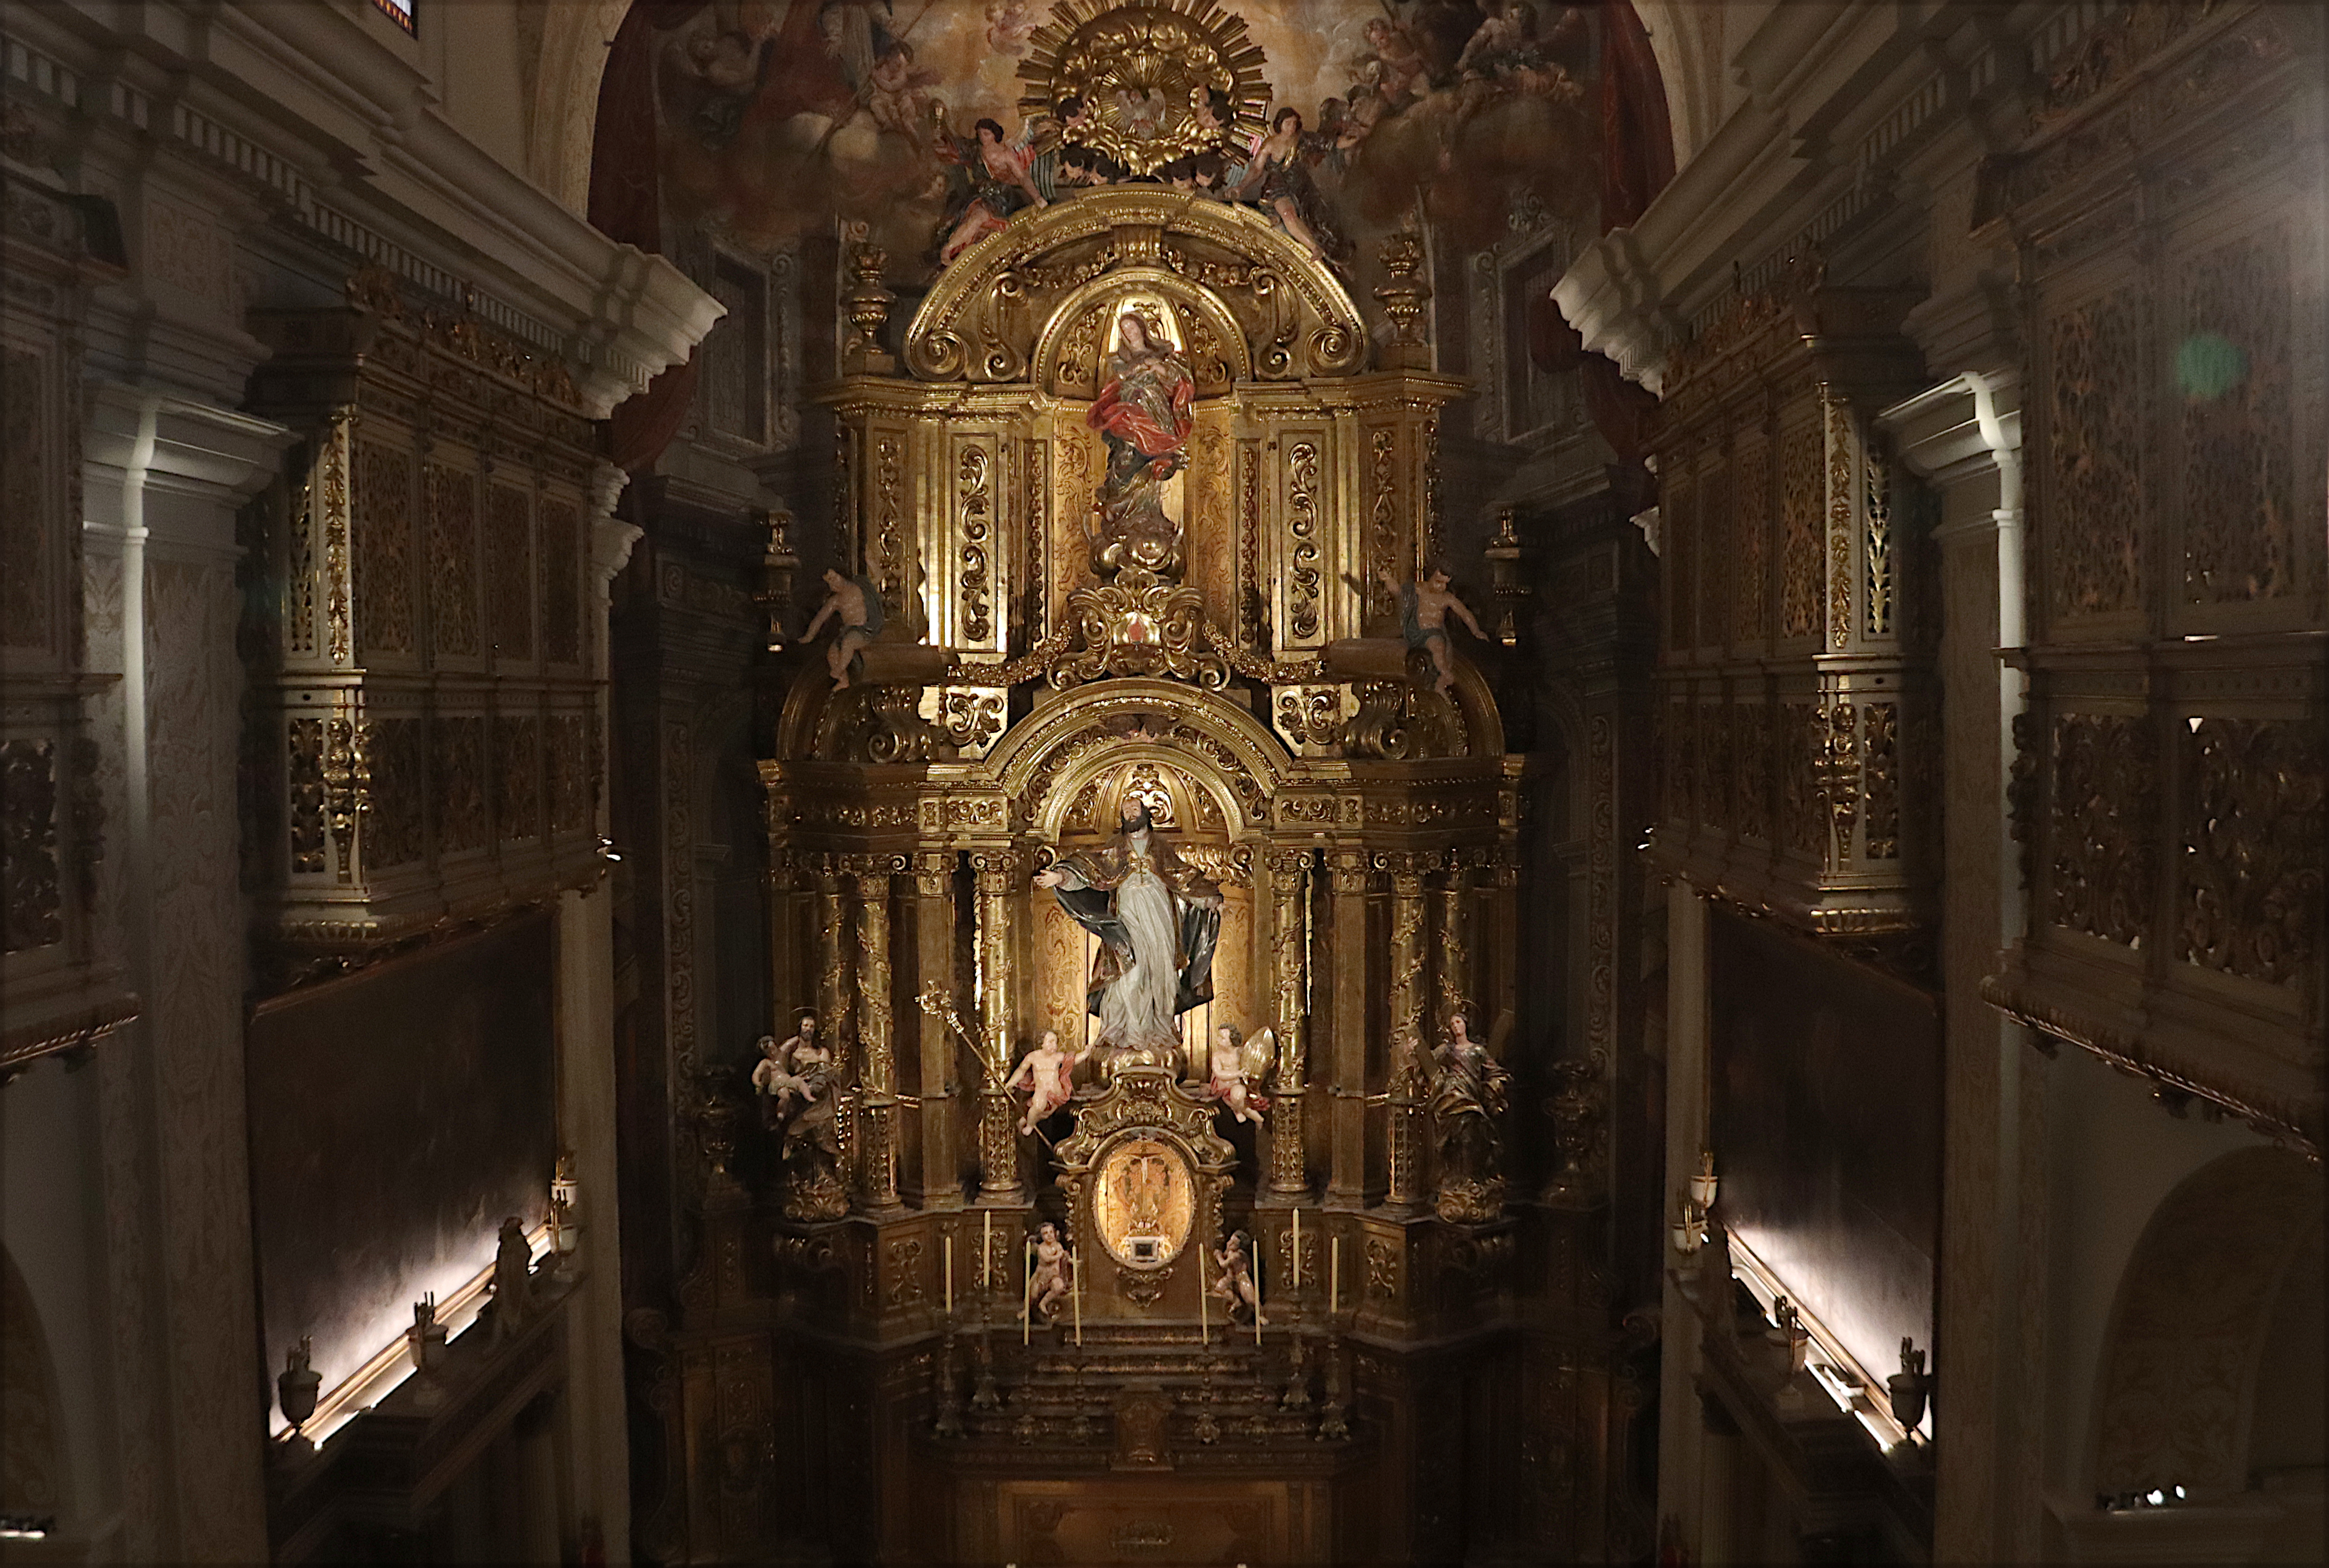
[
  {"left": 2087, "top": 1145, "right": 2325, "bottom": 1499},
  {"left": 522, "top": 0, "right": 632, "bottom": 214}
]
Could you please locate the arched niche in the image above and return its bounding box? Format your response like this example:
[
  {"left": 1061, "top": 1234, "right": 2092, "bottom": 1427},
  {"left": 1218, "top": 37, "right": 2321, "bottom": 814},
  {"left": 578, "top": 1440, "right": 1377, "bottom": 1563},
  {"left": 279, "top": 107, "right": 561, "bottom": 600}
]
[
  {"left": 1033, "top": 269, "right": 1252, "bottom": 400},
  {"left": 988, "top": 678, "right": 1291, "bottom": 836},
  {"left": 2087, "top": 1145, "right": 2325, "bottom": 1500}
]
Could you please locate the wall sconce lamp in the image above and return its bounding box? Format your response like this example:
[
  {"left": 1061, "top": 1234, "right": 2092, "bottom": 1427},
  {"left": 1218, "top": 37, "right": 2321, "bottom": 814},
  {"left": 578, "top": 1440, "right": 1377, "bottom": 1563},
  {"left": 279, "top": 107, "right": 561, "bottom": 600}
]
[
  {"left": 1670, "top": 1189, "right": 1706, "bottom": 1255},
  {"left": 277, "top": 1336, "right": 321, "bottom": 1442},
  {"left": 551, "top": 1150, "right": 582, "bottom": 1271},
  {"left": 1690, "top": 1149, "right": 1719, "bottom": 1211}
]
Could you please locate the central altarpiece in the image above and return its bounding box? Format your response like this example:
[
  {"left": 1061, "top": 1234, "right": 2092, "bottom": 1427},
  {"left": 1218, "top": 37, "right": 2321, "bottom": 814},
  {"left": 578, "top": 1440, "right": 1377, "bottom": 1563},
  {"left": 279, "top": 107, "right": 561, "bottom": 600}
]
[{"left": 634, "top": 10, "right": 1598, "bottom": 1560}]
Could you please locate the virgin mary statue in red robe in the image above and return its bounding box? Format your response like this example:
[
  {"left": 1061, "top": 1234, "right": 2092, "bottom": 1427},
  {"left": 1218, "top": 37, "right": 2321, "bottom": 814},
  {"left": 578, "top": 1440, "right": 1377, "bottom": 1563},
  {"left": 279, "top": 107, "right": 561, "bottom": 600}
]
[{"left": 1085, "top": 312, "right": 1194, "bottom": 576}]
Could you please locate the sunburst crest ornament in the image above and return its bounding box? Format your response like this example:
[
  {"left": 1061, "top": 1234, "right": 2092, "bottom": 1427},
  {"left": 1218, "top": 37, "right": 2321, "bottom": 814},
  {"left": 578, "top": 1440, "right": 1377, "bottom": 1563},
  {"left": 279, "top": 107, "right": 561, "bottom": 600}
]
[{"left": 1017, "top": 0, "right": 1272, "bottom": 176}]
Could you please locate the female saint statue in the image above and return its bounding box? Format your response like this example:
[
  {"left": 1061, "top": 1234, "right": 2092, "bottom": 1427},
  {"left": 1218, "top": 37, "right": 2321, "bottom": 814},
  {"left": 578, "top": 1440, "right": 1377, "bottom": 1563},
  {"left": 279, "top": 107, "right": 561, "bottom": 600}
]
[
  {"left": 1034, "top": 798, "right": 1223, "bottom": 1068},
  {"left": 1084, "top": 311, "right": 1194, "bottom": 577}
]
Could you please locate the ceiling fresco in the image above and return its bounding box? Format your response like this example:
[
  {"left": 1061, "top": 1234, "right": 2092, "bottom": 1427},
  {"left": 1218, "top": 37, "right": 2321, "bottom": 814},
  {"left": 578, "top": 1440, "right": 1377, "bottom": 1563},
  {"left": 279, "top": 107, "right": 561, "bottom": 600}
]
[{"left": 643, "top": 0, "right": 1613, "bottom": 285}]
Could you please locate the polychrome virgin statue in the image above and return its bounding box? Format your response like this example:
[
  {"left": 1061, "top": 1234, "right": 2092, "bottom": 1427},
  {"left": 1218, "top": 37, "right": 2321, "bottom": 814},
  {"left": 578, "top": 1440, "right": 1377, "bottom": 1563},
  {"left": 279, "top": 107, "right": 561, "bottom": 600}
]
[
  {"left": 1034, "top": 797, "right": 1223, "bottom": 1067},
  {"left": 1085, "top": 311, "right": 1194, "bottom": 578}
]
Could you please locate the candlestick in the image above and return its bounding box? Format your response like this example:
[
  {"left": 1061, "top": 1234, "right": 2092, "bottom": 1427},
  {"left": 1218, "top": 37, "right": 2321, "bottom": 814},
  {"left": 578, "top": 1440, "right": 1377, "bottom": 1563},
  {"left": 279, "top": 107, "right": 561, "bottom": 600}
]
[
  {"left": 1331, "top": 1237, "right": 1341, "bottom": 1316},
  {"left": 1022, "top": 1235, "right": 1032, "bottom": 1345},
  {"left": 1254, "top": 1241, "right": 1265, "bottom": 1346},
  {"left": 943, "top": 1234, "right": 953, "bottom": 1316}
]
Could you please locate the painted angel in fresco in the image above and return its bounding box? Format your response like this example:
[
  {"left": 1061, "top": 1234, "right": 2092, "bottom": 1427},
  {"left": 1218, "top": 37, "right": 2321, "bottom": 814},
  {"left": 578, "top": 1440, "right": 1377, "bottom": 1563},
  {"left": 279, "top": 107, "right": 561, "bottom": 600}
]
[
  {"left": 1442, "top": 0, "right": 1589, "bottom": 168},
  {"left": 1034, "top": 797, "right": 1224, "bottom": 1068},
  {"left": 1005, "top": 1029, "right": 1091, "bottom": 1135},
  {"left": 1027, "top": 1221, "right": 1074, "bottom": 1320},
  {"left": 934, "top": 112, "right": 1049, "bottom": 264},
  {"left": 1382, "top": 565, "right": 1486, "bottom": 696},
  {"left": 983, "top": 0, "right": 1037, "bottom": 57},
  {"left": 1084, "top": 311, "right": 1196, "bottom": 577},
  {"left": 1209, "top": 1229, "right": 1267, "bottom": 1325},
  {"left": 1230, "top": 108, "right": 1347, "bottom": 268},
  {"left": 1202, "top": 1024, "right": 1276, "bottom": 1126}
]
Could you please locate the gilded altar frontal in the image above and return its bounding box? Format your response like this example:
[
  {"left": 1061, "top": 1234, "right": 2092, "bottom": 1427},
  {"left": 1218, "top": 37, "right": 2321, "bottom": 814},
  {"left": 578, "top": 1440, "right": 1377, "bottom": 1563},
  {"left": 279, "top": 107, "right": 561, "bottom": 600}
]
[{"left": 5, "top": 0, "right": 2319, "bottom": 1563}]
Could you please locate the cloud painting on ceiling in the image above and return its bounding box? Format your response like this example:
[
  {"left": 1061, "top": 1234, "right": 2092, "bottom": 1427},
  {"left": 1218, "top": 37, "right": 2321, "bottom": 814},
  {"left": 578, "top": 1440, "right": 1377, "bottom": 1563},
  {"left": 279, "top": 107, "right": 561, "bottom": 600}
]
[{"left": 645, "top": 0, "right": 1613, "bottom": 282}]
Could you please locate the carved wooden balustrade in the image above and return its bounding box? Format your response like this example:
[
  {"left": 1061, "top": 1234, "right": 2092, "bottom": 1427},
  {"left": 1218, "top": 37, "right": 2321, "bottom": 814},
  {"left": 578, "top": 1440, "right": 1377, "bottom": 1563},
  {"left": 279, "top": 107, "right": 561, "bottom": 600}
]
[
  {"left": 1975, "top": 0, "right": 2326, "bottom": 1155},
  {"left": 1646, "top": 266, "right": 1936, "bottom": 949},
  {"left": 240, "top": 269, "right": 615, "bottom": 968}
]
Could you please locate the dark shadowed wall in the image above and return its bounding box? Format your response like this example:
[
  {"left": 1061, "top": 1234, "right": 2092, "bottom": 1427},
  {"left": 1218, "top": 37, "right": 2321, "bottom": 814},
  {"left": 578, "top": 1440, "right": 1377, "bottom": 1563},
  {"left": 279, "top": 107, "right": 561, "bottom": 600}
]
[
  {"left": 1709, "top": 909, "right": 1940, "bottom": 1388},
  {"left": 246, "top": 913, "right": 558, "bottom": 1399}
]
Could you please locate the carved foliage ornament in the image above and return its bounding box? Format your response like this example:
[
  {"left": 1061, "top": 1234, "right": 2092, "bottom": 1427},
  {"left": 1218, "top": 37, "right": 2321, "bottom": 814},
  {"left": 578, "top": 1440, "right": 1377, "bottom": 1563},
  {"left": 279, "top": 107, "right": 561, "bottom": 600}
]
[
  {"left": 2180, "top": 717, "right": 2324, "bottom": 986},
  {"left": 2049, "top": 714, "right": 2156, "bottom": 948}
]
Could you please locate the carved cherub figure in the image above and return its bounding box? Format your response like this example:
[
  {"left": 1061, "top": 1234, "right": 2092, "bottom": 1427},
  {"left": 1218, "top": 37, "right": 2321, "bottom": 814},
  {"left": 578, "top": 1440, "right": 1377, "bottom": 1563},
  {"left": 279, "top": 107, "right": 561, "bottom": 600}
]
[
  {"left": 1027, "top": 1221, "right": 1075, "bottom": 1320},
  {"left": 1381, "top": 565, "right": 1487, "bottom": 696},
  {"left": 752, "top": 1011, "right": 828, "bottom": 1126},
  {"left": 1209, "top": 1228, "right": 1267, "bottom": 1325},
  {"left": 1005, "top": 1029, "right": 1090, "bottom": 1135},
  {"left": 803, "top": 568, "right": 884, "bottom": 689},
  {"left": 1202, "top": 1023, "right": 1276, "bottom": 1126}
]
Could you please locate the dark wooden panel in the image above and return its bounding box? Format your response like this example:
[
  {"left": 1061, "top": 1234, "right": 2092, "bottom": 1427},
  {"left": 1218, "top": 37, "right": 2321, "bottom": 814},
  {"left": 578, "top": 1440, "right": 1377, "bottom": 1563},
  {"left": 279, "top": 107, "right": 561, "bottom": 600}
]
[{"left": 246, "top": 912, "right": 557, "bottom": 1397}]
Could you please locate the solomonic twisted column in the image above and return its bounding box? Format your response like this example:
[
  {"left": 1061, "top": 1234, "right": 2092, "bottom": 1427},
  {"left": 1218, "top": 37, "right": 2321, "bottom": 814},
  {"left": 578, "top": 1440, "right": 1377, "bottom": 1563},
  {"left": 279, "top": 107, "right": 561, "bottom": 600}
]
[
  {"left": 972, "top": 848, "right": 1027, "bottom": 1201},
  {"left": 1266, "top": 848, "right": 1312, "bottom": 1196}
]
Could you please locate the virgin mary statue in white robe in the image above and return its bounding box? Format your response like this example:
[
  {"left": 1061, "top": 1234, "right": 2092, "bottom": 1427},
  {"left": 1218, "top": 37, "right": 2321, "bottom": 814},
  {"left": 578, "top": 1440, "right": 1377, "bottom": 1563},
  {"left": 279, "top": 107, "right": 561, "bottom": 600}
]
[{"left": 1034, "top": 800, "right": 1223, "bottom": 1066}]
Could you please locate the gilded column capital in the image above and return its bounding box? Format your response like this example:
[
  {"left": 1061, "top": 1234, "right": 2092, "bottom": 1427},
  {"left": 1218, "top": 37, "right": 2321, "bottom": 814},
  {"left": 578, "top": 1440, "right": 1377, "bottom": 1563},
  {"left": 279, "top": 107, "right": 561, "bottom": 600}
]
[
  {"left": 969, "top": 845, "right": 1027, "bottom": 887},
  {"left": 910, "top": 850, "right": 955, "bottom": 897}
]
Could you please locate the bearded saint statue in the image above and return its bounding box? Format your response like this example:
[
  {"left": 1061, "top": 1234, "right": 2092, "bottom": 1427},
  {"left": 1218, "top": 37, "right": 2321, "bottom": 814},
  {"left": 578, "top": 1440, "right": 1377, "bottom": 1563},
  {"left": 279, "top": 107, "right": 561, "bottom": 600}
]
[{"left": 1033, "top": 798, "right": 1224, "bottom": 1068}]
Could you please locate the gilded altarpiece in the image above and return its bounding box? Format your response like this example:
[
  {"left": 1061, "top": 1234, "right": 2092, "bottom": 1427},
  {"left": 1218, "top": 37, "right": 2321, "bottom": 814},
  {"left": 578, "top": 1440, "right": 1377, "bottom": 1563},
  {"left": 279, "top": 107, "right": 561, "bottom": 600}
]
[
  {"left": 1977, "top": 0, "right": 2327, "bottom": 1155},
  {"left": 718, "top": 179, "right": 1575, "bottom": 1561}
]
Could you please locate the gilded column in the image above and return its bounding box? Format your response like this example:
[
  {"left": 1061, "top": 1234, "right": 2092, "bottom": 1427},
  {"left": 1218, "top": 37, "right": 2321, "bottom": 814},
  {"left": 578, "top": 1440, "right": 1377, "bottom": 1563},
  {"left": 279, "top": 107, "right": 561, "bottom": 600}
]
[
  {"left": 910, "top": 851, "right": 961, "bottom": 1209},
  {"left": 1266, "top": 848, "right": 1312, "bottom": 1196},
  {"left": 1325, "top": 848, "right": 1373, "bottom": 1208},
  {"left": 813, "top": 858, "right": 858, "bottom": 1183},
  {"left": 972, "top": 847, "right": 1026, "bottom": 1201},
  {"left": 1434, "top": 855, "right": 1471, "bottom": 1032},
  {"left": 854, "top": 857, "right": 902, "bottom": 1211},
  {"left": 1387, "top": 853, "right": 1432, "bottom": 1056}
]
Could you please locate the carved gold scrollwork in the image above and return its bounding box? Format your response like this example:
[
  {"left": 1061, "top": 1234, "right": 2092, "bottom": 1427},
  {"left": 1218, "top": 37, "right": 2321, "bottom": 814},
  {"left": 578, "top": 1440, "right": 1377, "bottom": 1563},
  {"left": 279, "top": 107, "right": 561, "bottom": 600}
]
[
  {"left": 1284, "top": 439, "right": 1323, "bottom": 640},
  {"left": 1863, "top": 702, "right": 1900, "bottom": 860},
  {"left": 1054, "top": 574, "right": 1225, "bottom": 689},
  {"left": 958, "top": 444, "right": 994, "bottom": 643},
  {"left": 1822, "top": 702, "right": 1859, "bottom": 861},
  {"left": 1367, "top": 428, "right": 1399, "bottom": 625}
]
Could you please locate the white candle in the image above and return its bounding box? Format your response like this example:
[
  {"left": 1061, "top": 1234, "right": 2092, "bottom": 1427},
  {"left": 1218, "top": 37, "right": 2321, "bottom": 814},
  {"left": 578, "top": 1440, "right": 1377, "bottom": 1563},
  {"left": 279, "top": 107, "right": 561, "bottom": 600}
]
[
  {"left": 1331, "top": 1237, "right": 1341, "bottom": 1316},
  {"left": 1200, "top": 1251, "right": 1210, "bottom": 1345},
  {"left": 1023, "top": 1236, "right": 1032, "bottom": 1344},
  {"left": 1253, "top": 1241, "right": 1264, "bottom": 1345},
  {"left": 943, "top": 1234, "right": 953, "bottom": 1316},
  {"left": 1072, "top": 1249, "right": 1083, "bottom": 1347},
  {"left": 1292, "top": 1209, "right": 1301, "bottom": 1293},
  {"left": 982, "top": 1211, "right": 993, "bottom": 1292}
]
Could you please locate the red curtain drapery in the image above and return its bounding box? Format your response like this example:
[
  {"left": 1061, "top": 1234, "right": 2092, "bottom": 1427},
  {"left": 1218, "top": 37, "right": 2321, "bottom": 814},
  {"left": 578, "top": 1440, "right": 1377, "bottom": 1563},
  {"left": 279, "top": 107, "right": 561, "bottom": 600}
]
[{"left": 592, "top": 1, "right": 707, "bottom": 473}]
